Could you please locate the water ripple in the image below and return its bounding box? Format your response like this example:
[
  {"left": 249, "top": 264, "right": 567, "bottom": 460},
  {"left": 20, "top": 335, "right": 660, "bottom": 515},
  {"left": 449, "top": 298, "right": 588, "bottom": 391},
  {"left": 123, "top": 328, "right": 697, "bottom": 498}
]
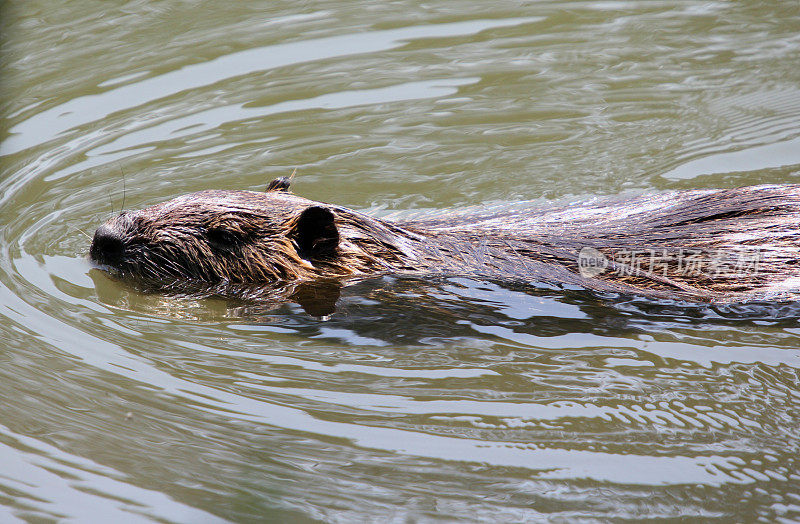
[{"left": 2, "top": 1, "right": 799, "bottom": 521}]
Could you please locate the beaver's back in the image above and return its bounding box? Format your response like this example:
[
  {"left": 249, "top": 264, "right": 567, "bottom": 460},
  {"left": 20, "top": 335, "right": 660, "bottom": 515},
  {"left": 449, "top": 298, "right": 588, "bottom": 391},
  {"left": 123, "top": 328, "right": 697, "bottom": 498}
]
[{"left": 396, "top": 185, "right": 800, "bottom": 302}]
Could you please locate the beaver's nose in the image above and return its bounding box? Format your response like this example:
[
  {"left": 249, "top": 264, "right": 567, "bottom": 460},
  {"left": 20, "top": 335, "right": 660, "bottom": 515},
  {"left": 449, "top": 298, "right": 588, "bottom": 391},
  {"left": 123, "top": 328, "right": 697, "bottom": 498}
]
[{"left": 90, "top": 224, "right": 125, "bottom": 265}]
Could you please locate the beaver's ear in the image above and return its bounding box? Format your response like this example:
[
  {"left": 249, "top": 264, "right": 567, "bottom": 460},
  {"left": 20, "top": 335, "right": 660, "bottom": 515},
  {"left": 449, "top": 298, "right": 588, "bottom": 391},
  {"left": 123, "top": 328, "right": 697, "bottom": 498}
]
[
  {"left": 266, "top": 177, "right": 291, "bottom": 192},
  {"left": 290, "top": 206, "right": 339, "bottom": 259}
]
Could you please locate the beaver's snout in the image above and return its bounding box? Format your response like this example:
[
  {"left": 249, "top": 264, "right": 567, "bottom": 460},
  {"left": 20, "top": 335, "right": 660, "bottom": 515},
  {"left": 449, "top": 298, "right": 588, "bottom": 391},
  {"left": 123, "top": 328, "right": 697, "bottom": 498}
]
[{"left": 90, "top": 217, "right": 129, "bottom": 267}]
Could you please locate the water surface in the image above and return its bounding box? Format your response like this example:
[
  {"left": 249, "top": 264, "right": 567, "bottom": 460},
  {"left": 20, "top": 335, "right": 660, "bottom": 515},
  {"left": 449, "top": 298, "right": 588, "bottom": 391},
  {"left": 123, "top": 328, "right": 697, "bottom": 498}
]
[{"left": 1, "top": 1, "right": 799, "bottom": 521}]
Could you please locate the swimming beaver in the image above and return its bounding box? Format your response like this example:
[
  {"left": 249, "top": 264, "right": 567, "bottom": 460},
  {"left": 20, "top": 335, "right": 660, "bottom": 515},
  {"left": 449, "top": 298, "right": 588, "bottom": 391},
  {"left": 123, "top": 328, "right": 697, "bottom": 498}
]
[{"left": 89, "top": 182, "right": 800, "bottom": 303}]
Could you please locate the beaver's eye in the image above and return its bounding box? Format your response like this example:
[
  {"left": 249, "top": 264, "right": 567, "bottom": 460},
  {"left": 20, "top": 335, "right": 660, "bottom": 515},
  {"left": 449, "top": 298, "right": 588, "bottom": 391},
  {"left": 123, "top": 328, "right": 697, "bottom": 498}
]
[{"left": 207, "top": 227, "right": 243, "bottom": 251}]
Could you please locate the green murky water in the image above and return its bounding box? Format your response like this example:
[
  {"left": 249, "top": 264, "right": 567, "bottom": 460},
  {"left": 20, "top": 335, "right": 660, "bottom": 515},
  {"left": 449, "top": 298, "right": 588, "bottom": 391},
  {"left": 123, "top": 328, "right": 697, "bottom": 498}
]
[{"left": 2, "top": 1, "right": 799, "bottom": 521}]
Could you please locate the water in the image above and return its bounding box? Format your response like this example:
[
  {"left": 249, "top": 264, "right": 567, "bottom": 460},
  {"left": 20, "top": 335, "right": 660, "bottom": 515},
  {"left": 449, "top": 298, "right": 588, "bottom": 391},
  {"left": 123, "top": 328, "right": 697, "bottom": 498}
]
[{"left": 2, "top": 1, "right": 799, "bottom": 521}]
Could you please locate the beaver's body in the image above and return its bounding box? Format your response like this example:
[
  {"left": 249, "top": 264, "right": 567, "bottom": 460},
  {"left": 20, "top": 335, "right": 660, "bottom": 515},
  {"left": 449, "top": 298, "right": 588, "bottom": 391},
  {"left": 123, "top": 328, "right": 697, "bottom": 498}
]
[{"left": 89, "top": 183, "right": 800, "bottom": 303}]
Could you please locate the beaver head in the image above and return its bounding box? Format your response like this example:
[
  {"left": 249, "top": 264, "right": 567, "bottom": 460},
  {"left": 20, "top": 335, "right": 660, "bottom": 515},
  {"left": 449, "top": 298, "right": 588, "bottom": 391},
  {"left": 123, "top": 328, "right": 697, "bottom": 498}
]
[{"left": 89, "top": 180, "right": 414, "bottom": 285}]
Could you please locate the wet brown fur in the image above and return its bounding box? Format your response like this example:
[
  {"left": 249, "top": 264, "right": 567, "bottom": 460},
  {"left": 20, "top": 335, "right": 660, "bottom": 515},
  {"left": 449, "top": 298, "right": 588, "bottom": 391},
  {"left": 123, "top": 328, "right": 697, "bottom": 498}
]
[{"left": 90, "top": 183, "right": 800, "bottom": 303}]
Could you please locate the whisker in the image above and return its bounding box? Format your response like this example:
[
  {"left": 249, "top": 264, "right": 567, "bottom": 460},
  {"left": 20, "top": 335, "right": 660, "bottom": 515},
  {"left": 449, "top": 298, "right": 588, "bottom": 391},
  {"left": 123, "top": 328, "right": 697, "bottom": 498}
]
[
  {"left": 69, "top": 225, "right": 92, "bottom": 240},
  {"left": 118, "top": 165, "right": 127, "bottom": 211}
]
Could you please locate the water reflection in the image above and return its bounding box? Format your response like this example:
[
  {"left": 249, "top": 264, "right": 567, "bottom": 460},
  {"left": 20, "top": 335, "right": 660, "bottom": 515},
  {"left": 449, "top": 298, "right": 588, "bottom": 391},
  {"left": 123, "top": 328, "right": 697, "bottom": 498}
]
[{"left": 91, "top": 270, "right": 800, "bottom": 363}]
